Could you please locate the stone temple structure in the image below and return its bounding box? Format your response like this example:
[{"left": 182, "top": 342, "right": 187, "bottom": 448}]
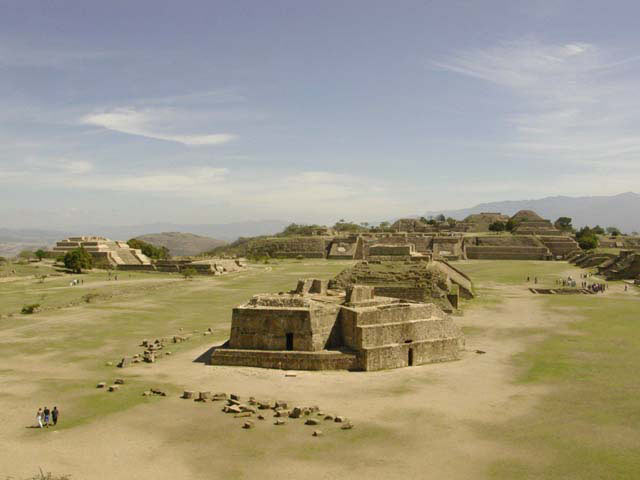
[
  {"left": 211, "top": 280, "right": 465, "bottom": 371},
  {"left": 52, "top": 236, "right": 151, "bottom": 266}
]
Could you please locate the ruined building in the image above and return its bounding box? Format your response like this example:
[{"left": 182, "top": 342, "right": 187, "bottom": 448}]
[
  {"left": 52, "top": 236, "right": 151, "bottom": 266},
  {"left": 211, "top": 280, "right": 465, "bottom": 371}
]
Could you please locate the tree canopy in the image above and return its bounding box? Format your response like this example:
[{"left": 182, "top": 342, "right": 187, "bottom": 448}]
[
  {"left": 575, "top": 227, "right": 599, "bottom": 250},
  {"left": 127, "top": 238, "right": 170, "bottom": 260},
  {"left": 554, "top": 217, "right": 573, "bottom": 232},
  {"left": 64, "top": 247, "right": 93, "bottom": 273},
  {"left": 488, "top": 221, "right": 506, "bottom": 232}
]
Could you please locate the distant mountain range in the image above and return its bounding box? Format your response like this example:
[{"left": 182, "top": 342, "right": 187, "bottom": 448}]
[
  {"left": 135, "top": 232, "right": 227, "bottom": 257},
  {"left": 423, "top": 192, "right": 640, "bottom": 233}
]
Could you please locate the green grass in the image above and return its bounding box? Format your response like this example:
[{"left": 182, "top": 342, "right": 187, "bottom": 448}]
[
  {"left": 0, "top": 260, "right": 355, "bottom": 430},
  {"left": 487, "top": 294, "right": 640, "bottom": 479},
  {"left": 456, "top": 260, "right": 573, "bottom": 286}
]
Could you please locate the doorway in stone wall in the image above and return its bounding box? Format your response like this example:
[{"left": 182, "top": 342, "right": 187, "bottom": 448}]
[
  {"left": 286, "top": 333, "right": 294, "bottom": 351},
  {"left": 408, "top": 348, "right": 414, "bottom": 366}
]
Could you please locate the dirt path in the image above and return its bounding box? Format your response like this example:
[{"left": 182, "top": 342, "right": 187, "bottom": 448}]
[{"left": 0, "top": 280, "right": 573, "bottom": 480}]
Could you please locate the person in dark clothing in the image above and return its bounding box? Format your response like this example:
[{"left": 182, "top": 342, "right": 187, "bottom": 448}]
[
  {"left": 43, "top": 407, "right": 50, "bottom": 427},
  {"left": 51, "top": 406, "right": 59, "bottom": 426}
]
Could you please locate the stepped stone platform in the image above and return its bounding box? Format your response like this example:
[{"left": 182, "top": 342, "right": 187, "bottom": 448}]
[
  {"left": 211, "top": 281, "right": 464, "bottom": 371},
  {"left": 51, "top": 236, "right": 151, "bottom": 266}
]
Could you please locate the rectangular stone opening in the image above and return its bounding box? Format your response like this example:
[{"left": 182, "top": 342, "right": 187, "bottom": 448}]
[{"left": 286, "top": 333, "right": 294, "bottom": 351}]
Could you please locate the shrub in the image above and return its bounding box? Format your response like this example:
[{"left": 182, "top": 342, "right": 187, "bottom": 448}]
[
  {"left": 181, "top": 267, "right": 197, "bottom": 279},
  {"left": 21, "top": 303, "right": 41, "bottom": 314},
  {"left": 488, "top": 221, "right": 506, "bottom": 232}
]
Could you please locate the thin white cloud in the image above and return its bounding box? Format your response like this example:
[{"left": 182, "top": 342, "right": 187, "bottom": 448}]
[
  {"left": 434, "top": 38, "right": 640, "bottom": 168},
  {"left": 82, "top": 107, "right": 236, "bottom": 146}
]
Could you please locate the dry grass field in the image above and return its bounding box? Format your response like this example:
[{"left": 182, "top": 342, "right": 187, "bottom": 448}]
[{"left": 1, "top": 259, "right": 639, "bottom": 479}]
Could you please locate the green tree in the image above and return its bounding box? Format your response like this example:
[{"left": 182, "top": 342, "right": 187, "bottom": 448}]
[
  {"left": 488, "top": 221, "right": 506, "bottom": 232},
  {"left": 606, "top": 226, "right": 621, "bottom": 236},
  {"left": 436, "top": 214, "right": 446, "bottom": 222},
  {"left": 64, "top": 247, "right": 93, "bottom": 273},
  {"left": 554, "top": 217, "right": 573, "bottom": 232},
  {"left": 35, "top": 249, "right": 47, "bottom": 261},
  {"left": 18, "top": 250, "right": 35, "bottom": 260},
  {"left": 592, "top": 225, "right": 605, "bottom": 235},
  {"left": 127, "top": 238, "right": 170, "bottom": 260},
  {"left": 575, "top": 227, "right": 599, "bottom": 250},
  {"left": 505, "top": 219, "right": 517, "bottom": 232}
]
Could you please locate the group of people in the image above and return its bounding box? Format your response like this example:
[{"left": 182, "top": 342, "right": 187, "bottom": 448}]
[
  {"left": 69, "top": 278, "right": 83, "bottom": 286},
  {"left": 36, "top": 406, "right": 59, "bottom": 428}
]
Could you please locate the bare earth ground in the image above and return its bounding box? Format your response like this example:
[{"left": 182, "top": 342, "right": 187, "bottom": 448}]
[{"left": 0, "top": 260, "right": 638, "bottom": 479}]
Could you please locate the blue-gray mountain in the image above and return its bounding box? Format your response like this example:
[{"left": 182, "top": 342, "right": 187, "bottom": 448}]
[{"left": 423, "top": 192, "right": 640, "bottom": 233}]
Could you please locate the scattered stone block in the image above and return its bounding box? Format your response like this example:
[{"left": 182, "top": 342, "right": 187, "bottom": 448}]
[
  {"left": 234, "top": 412, "right": 252, "bottom": 418},
  {"left": 275, "top": 401, "right": 288, "bottom": 409},
  {"left": 305, "top": 418, "right": 320, "bottom": 425},
  {"left": 240, "top": 405, "right": 257, "bottom": 414},
  {"left": 105, "top": 361, "right": 113, "bottom": 367},
  {"left": 274, "top": 419, "right": 286, "bottom": 426},
  {"left": 141, "top": 340, "right": 149, "bottom": 347},
  {"left": 258, "top": 401, "right": 273, "bottom": 410},
  {"left": 324, "top": 415, "right": 334, "bottom": 421},
  {"left": 181, "top": 390, "right": 194, "bottom": 399},
  {"left": 242, "top": 421, "right": 254, "bottom": 429},
  {"left": 212, "top": 393, "right": 228, "bottom": 401},
  {"left": 230, "top": 393, "right": 240, "bottom": 401},
  {"left": 317, "top": 412, "right": 325, "bottom": 417},
  {"left": 248, "top": 397, "right": 257, "bottom": 405},
  {"left": 312, "top": 430, "right": 323, "bottom": 437},
  {"left": 223, "top": 405, "right": 242, "bottom": 414},
  {"left": 289, "top": 407, "right": 302, "bottom": 419},
  {"left": 334, "top": 416, "right": 345, "bottom": 423},
  {"left": 274, "top": 409, "right": 290, "bottom": 418},
  {"left": 309, "top": 405, "right": 320, "bottom": 413},
  {"left": 341, "top": 422, "right": 354, "bottom": 430},
  {"left": 108, "top": 385, "right": 119, "bottom": 392},
  {"left": 96, "top": 382, "right": 106, "bottom": 388},
  {"left": 197, "top": 391, "right": 211, "bottom": 401},
  {"left": 114, "top": 378, "right": 125, "bottom": 385},
  {"left": 227, "top": 398, "right": 240, "bottom": 406},
  {"left": 257, "top": 414, "right": 265, "bottom": 420},
  {"left": 117, "top": 357, "right": 129, "bottom": 368},
  {"left": 142, "top": 391, "right": 151, "bottom": 396}
]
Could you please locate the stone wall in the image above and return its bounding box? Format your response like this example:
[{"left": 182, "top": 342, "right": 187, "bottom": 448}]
[
  {"left": 211, "top": 348, "right": 357, "bottom": 370},
  {"left": 249, "top": 237, "right": 330, "bottom": 258},
  {"left": 229, "top": 304, "right": 340, "bottom": 351},
  {"left": 358, "top": 338, "right": 461, "bottom": 371},
  {"left": 465, "top": 246, "right": 550, "bottom": 260}
]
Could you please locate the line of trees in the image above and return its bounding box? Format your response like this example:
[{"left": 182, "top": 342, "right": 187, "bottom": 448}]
[{"left": 127, "top": 238, "right": 170, "bottom": 260}]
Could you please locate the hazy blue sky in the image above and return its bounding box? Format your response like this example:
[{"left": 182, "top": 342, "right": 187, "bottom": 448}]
[{"left": 2, "top": 0, "right": 640, "bottom": 228}]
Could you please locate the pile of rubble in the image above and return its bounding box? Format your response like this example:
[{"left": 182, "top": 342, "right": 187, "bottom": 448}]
[
  {"left": 113, "top": 328, "right": 215, "bottom": 368},
  {"left": 181, "top": 391, "right": 354, "bottom": 435}
]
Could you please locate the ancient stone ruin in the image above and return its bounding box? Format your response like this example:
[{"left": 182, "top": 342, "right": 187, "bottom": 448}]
[
  {"left": 245, "top": 210, "right": 580, "bottom": 261},
  {"left": 331, "top": 260, "right": 474, "bottom": 312},
  {"left": 51, "top": 236, "right": 151, "bottom": 266},
  {"left": 211, "top": 280, "right": 465, "bottom": 371}
]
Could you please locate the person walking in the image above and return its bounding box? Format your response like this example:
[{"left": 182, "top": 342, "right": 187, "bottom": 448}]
[
  {"left": 43, "top": 406, "right": 50, "bottom": 427},
  {"left": 51, "top": 406, "right": 59, "bottom": 426},
  {"left": 36, "top": 408, "right": 43, "bottom": 428}
]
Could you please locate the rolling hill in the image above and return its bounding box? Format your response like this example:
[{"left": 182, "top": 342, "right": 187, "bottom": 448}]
[{"left": 135, "top": 232, "right": 227, "bottom": 257}]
